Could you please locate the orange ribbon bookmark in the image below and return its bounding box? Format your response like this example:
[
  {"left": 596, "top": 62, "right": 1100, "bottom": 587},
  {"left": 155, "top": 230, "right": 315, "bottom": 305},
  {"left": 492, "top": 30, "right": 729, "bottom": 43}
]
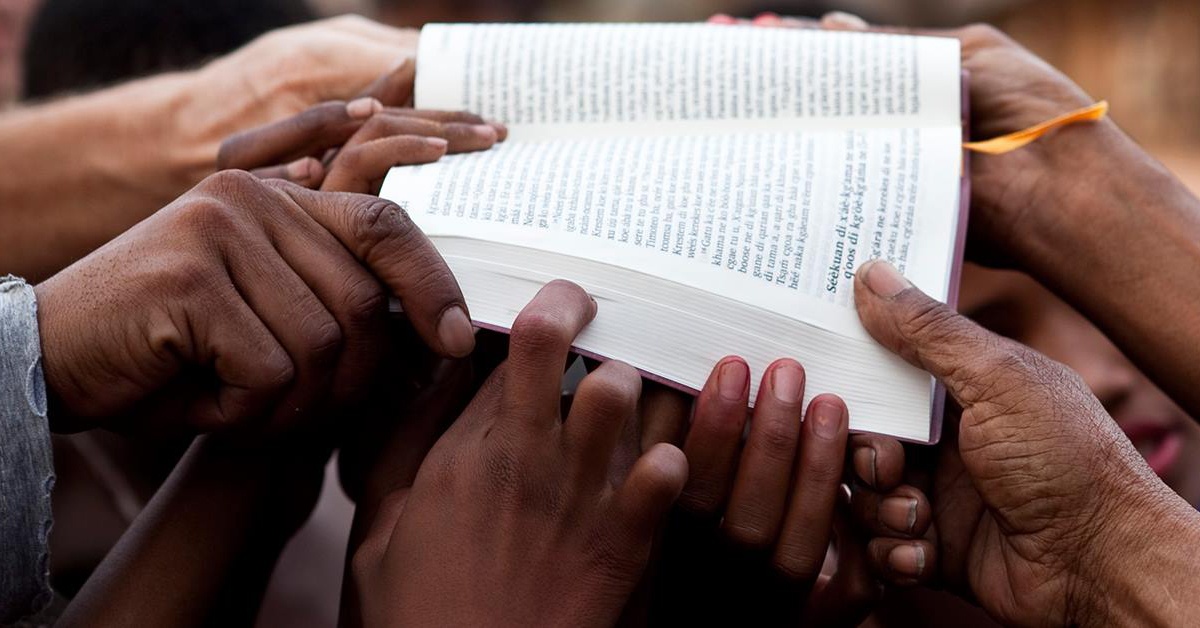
[{"left": 963, "top": 101, "right": 1109, "bottom": 155}]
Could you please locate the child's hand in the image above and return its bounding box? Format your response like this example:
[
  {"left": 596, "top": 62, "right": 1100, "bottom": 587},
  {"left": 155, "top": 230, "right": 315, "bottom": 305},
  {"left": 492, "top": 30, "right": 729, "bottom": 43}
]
[
  {"left": 217, "top": 98, "right": 507, "bottom": 193},
  {"left": 348, "top": 280, "right": 688, "bottom": 627},
  {"left": 650, "top": 357, "right": 929, "bottom": 625}
]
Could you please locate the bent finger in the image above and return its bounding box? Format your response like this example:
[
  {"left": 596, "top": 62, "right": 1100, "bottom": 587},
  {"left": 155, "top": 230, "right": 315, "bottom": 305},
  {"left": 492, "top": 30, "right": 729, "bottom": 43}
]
[
  {"left": 272, "top": 183, "right": 473, "bottom": 360},
  {"left": 500, "top": 280, "right": 597, "bottom": 431}
]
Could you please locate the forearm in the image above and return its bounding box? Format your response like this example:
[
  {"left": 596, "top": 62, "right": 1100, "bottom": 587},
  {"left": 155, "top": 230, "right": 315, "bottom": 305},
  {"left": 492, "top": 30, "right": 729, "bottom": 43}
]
[
  {"left": 0, "top": 71, "right": 253, "bottom": 282},
  {"left": 1010, "top": 120, "right": 1200, "bottom": 418},
  {"left": 1075, "top": 486, "right": 1200, "bottom": 626},
  {"left": 57, "top": 437, "right": 325, "bottom": 628}
]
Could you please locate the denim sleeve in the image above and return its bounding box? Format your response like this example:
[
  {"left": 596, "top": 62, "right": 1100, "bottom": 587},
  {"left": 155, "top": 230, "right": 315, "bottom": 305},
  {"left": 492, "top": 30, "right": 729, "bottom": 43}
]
[{"left": 0, "top": 275, "right": 54, "bottom": 624}]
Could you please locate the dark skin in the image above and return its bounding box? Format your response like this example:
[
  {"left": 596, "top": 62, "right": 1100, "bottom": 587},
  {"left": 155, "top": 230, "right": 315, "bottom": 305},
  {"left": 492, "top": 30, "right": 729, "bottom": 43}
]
[
  {"left": 55, "top": 433, "right": 331, "bottom": 628},
  {"left": 217, "top": 97, "right": 507, "bottom": 193},
  {"left": 732, "top": 12, "right": 1200, "bottom": 624},
  {"left": 762, "top": 12, "right": 1200, "bottom": 426},
  {"left": 650, "top": 357, "right": 927, "bottom": 626},
  {"left": 348, "top": 281, "right": 690, "bottom": 627},
  {"left": 44, "top": 95, "right": 502, "bottom": 625},
  {"left": 35, "top": 172, "right": 474, "bottom": 436}
]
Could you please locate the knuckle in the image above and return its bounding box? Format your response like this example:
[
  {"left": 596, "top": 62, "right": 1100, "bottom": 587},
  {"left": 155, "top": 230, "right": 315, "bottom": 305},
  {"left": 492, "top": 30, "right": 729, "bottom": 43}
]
[
  {"left": 257, "top": 343, "right": 296, "bottom": 390},
  {"left": 576, "top": 363, "right": 641, "bottom": 411},
  {"left": 339, "top": 275, "right": 386, "bottom": 327},
  {"left": 897, "top": 298, "right": 961, "bottom": 346},
  {"left": 302, "top": 311, "right": 344, "bottom": 362},
  {"left": 678, "top": 482, "right": 725, "bottom": 516},
  {"left": 510, "top": 310, "right": 572, "bottom": 356},
  {"left": 353, "top": 198, "right": 418, "bottom": 255},
  {"left": 750, "top": 421, "right": 799, "bottom": 464},
  {"left": 771, "top": 543, "right": 824, "bottom": 581},
  {"left": 723, "top": 518, "right": 776, "bottom": 551},
  {"left": 203, "top": 168, "right": 265, "bottom": 195},
  {"left": 174, "top": 196, "right": 242, "bottom": 237}
]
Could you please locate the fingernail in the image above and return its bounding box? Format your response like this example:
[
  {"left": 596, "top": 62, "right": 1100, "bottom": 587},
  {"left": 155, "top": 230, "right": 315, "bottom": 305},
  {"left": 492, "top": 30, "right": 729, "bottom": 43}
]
[
  {"left": 839, "top": 482, "right": 853, "bottom": 506},
  {"left": 860, "top": 260, "right": 910, "bottom": 298},
  {"left": 809, "top": 398, "right": 844, "bottom": 438},
  {"left": 708, "top": 13, "right": 737, "bottom": 24},
  {"left": 822, "top": 10, "right": 869, "bottom": 29},
  {"left": 346, "top": 97, "right": 382, "bottom": 119},
  {"left": 854, "top": 446, "right": 878, "bottom": 488},
  {"left": 752, "top": 12, "right": 782, "bottom": 25},
  {"left": 888, "top": 544, "right": 925, "bottom": 578},
  {"left": 487, "top": 121, "right": 509, "bottom": 140},
  {"left": 717, "top": 359, "right": 749, "bottom": 402},
  {"left": 588, "top": 294, "right": 598, "bottom": 316},
  {"left": 426, "top": 137, "right": 449, "bottom": 150},
  {"left": 471, "top": 124, "right": 499, "bottom": 141},
  {"left": 770, "top": 362, "right": 804, "bottom": 404},
  {"left": 879, "top": 496, "right": 918, "bottom": 534},
  {"left": 437, "top": 306, "right": 475, "bottom": 358}
]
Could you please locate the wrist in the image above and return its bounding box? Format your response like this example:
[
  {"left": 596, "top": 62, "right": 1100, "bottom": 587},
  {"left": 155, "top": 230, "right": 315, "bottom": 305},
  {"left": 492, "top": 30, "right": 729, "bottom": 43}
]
[
  {"left": 1071, "top": 476, "right": 1200, "bottom": 626},
  {"left": 999, "top": 118, "right": 1196, "bottom": 269}
]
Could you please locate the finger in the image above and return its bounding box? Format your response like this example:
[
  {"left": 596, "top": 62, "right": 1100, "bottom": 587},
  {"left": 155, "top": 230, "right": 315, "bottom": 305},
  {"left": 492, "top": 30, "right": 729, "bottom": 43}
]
[
  {"left": 249, "top": 157, "right": 326, "bottom": 188},
  {"left": 225, "top": 232, "right": 343, "bottom": 431},
  {"left": 722, "top": 359, "right": 806, "bottom": 550},
  {"left": 340, "top": 113, "right": 501, "bottom": 154},
  {"left": 678, "top": 357, "right": 749, "bottom": 516},
  {"left": 803, "top": 512, "right": 883, "bottom": 627},
  {"left": 848, "top": 434, "right": 906, "bottom": 492},
  {"left": 322, "top": 136, "right": 449, "bottom": 193},
  {"left": 189, "top": 282, "right": 294, "bottom": 431},
  {"left": 850, "top": 484, "right": 933, "bottom": 539},
  {"left": 262, "top": 197, "right": 389, "bottom": 407},
  {"left": 272, "top": 183, "right": 474, "bottom": 359},
  {"left": 217, "top": 99, "right": 380, "bottom": 171},
  {"left": 612, "top": 443, "right": 689, "bottom": 540},
  {"left": 565, "top": 360, "right": 642, "bottom": 486},
  {"left": 639, "top": 380, "right": 690, "bottom": 451},
  {"left": 867, "top": 538, "right": 936, "bottom": 587},
  {"left": 383, "top": 109, "right": 509, "bottom": 143},
  {"left": 342, "top": 358, "right": 473, "bottom": 506},
  {"left": 854, "top": 260, "right": 1027, "bottom": 408},
  {"left": 499, "top": 280, "right": 597, "bottom": 432},
  {"left": 772, "top": 394, "right": 849, "bottom": 581},
  {"left": 361, "top": 57, "right": 417, "bottom": 107},
  {"left": 820, "top": 11, "right": 870, "bottom": 31}
]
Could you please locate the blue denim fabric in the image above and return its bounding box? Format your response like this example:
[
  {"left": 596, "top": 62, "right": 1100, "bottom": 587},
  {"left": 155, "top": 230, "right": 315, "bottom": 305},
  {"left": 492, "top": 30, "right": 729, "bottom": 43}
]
[{"left": 0, "top": 276, "right": 54, "bottom": 624}]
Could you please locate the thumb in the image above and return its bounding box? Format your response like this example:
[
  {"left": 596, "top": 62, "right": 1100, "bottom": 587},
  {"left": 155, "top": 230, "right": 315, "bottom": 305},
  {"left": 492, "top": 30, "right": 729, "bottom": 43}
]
[{"left": 853, "top": 260, "right": 1030, "bottom": 409}]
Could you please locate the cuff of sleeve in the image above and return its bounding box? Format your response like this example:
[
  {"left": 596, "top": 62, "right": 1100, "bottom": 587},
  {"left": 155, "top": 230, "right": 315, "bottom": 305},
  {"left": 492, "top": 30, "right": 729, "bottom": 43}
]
[{"left": 0, "top": 275, "right": 55, "bottom": 623}]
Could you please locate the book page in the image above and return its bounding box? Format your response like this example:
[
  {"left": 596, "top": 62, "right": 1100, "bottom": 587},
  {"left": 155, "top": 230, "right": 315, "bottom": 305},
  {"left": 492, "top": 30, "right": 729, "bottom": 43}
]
[
  {"left": 415, "top": 23, "right": 961, "bottom": 140},
  {"left": 381, "top": 127, "right": 962, "bottom": 340}
]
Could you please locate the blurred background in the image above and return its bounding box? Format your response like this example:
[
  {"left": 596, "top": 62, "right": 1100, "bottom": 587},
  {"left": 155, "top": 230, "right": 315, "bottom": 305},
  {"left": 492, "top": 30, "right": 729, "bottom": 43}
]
[
  {"left": 1, "top": 0, "right": 1196, "bottom": 626},
  {"left": 3, "top": 0, "right": 1196, "bottom": 186}
]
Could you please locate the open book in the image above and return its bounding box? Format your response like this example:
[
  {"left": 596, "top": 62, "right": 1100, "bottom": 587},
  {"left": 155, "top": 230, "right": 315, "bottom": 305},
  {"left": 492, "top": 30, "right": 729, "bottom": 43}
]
[{"left": 381, "top": 23, "right": 966, "bottom": 442}]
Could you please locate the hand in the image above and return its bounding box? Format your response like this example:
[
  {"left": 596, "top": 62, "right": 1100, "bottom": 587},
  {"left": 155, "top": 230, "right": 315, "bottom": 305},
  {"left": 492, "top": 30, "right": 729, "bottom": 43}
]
[
  {"left": 735, "top": 12, "right": 1110, "bottom": 266},
  {"left": 651, "top": 357, "right": 900, "bottom": 626},
  {"left": 217, "top": 98, "right": 507, "bottom": 193},
  {"left": 349, "top": 281, "right": 688, "bottom": 627},
  {"left": 850, "top": 260, "right": 1200, "bottom": 626},
  {"left": 34, "top": 170, "right": 473, "bottom": 435}
]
